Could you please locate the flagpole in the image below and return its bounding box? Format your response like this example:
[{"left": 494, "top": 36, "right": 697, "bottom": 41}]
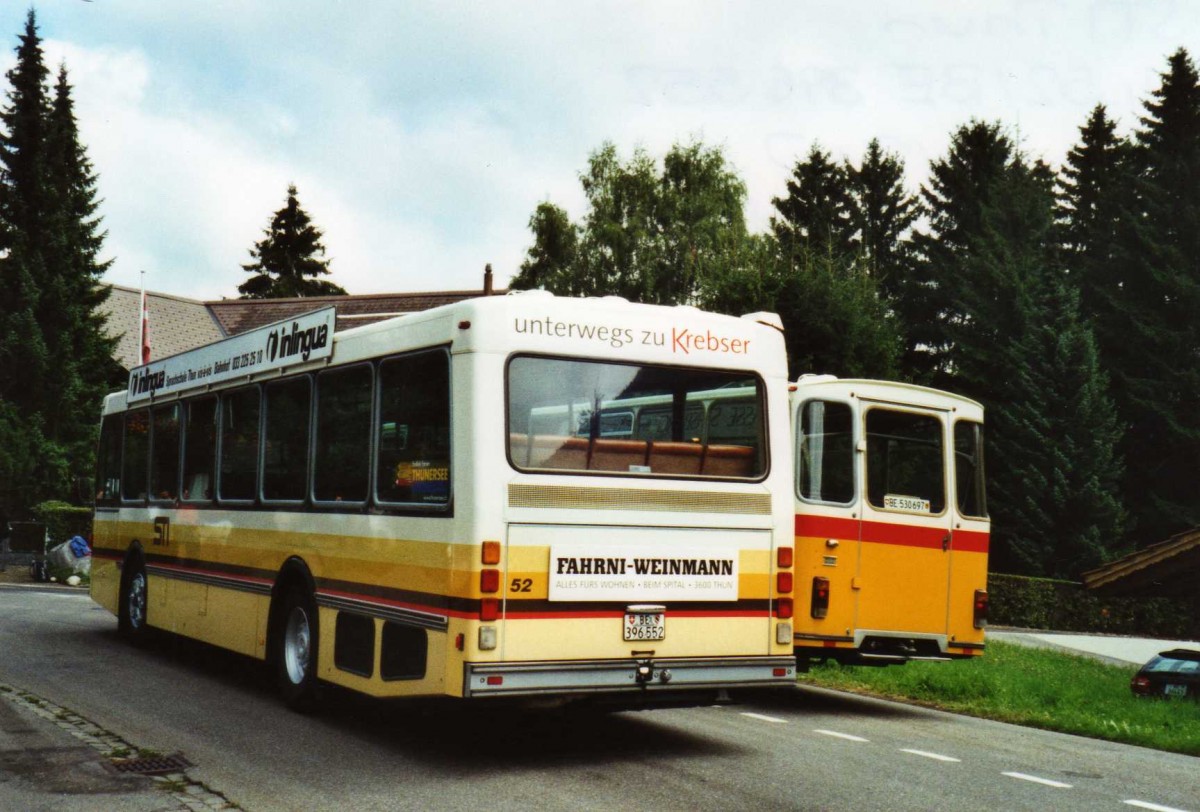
[
  {"left": 138, "top": 270, "right": 144, "bottom": 360},
  {"left": 139, "top": 271, "right": 149, "bottom": 365}
]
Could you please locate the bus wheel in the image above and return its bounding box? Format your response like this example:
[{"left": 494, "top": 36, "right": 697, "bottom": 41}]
[
  {"left": 118, "top": 558, "right": 148, "bottom": 641},
  {"left": 275, "top": 585, "right": 320, "bottom": 711}
]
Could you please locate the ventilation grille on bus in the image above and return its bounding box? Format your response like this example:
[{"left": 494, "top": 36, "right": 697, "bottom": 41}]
[{"left": 508, "top": 483, "right": 770, "bottom": 514}]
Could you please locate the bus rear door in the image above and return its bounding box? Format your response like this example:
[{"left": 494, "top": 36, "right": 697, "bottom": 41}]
[{"left": 855, "top": 400, "right": 955, "bottom": 660}]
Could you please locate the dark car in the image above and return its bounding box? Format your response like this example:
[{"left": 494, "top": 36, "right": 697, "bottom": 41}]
[{"left": 1130, "top": 649, "right": 1200, "bottom": 699}]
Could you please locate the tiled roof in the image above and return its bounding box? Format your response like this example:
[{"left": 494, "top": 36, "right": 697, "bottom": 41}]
[
  {"left": 98, "top": 280, "right": 508, "bottom": 371},
  {"left": 1082, "top": 528, "right": 1200, "bottom": 599},
  {"left": 98, "top": 285, "right": 225, "bottom": 371},
  {"left": 205, "top": 289, "right": 504, "bottom": 336}
]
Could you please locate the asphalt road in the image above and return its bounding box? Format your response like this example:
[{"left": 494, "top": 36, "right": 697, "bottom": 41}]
[{"left": 1, "top": 586, "right": 1197, "bottom": 812}]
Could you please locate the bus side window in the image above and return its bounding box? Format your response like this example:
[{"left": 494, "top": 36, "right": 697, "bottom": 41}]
[
  {"left": 376, "top": 350, "right": 451, "bottom": 507},
  {"left": 798, "top": 400, "right": 854, "bottom": 504},
  {"left": 150, "top": 404, "right": 182, "bottom": 502},
  {"left": 219, "top": 386, "right": 260, "bottom": 502},
  {"left": 954, "top": 420, "right": 987, "bottom": 519},
  {"left": 121, "top": 409, "right": 149, "bottom": 502},
  {"left": 95, "top": 414, "right": 122, "bottom": 505},
  {"left": 182, "top": 397, "right": 217, "bottom": 502},
  {"left": 315, "top": 364, "right": 372, "bottom": 504},
  {"left": 263, "top": 377, "right": 312, "bottom": 503},
  {"left": 865, "top": 409, "right": 945, "bottom": 514}
]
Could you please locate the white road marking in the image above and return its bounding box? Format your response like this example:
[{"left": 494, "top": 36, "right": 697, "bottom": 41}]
[
  {"left": 813, "top": 729, "right": 869, "bottom": 742},
  {"left": 1124, "top": 801, "right": 1192, "bottom": 812},
  {"left": 1002, "top": 772, "right": 1073, "bottom": 789},
  {"left": 900, "top": 748, "right": 961, "bottom": 763},
  {"left": 740, "top": 712, "right": 787, "bottom": 724}
]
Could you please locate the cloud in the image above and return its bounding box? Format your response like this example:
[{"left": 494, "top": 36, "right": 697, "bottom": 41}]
[{"left": 3, "top": 1, "right": 1198, "bottom": 301}]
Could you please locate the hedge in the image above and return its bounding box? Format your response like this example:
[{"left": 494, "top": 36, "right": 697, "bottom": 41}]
[
  {"left": 31, "top": 500, "right": 93, "bottom": 546},
  {"left": 989, "top": 572, "right": 1193, "bottom": 638}
]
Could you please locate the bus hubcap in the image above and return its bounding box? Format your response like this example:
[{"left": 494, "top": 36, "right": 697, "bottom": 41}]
[
  {"left": 128, "top": 573, "right": 146, "bottom": 629},
  {"left": 284, "top": 607, "right": 311, "bottom": 685}
]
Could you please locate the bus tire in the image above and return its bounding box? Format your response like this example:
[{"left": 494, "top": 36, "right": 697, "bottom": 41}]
[
  {"left": 118, "top": 555, "right": 148, "bottom": 642},
  {"left": 275, "top": 584, "right": 321, "bottom": 712}
]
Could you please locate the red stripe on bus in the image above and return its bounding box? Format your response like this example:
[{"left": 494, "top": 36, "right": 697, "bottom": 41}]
[
  {"left": 318, "top": 586, "right": 470, "bottom": 620},
  {"left": 794, "top": 514, "right": 858, "bottom": 538},
  {"left": 951, "top": 530, "right": 989, "bottom": 553},
  {"left": 151, "top": 560, "right": 274, "bottom": 588},
  {"left": 796, "top": 514, "right": 989, "bottom": 553}
]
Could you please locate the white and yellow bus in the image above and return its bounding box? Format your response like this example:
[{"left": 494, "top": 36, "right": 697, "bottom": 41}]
[
  {"left": 91, "top": 292, "right": 798, "bottom": 709},
  {"left": 789, "top": 376, "right": 989, "bottom": 666}
]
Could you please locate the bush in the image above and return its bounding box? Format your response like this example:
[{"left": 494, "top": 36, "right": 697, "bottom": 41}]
[
  {"left": 31, "top": 501, "right": 92, "bottom": 546},
  {"left": 990, "top": 573, "right": 1191, "bottom": 638}
]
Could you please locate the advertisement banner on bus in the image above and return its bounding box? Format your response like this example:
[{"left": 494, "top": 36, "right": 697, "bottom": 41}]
[{"left": 127, "top": 307, "right": 335, "bottom": 403}]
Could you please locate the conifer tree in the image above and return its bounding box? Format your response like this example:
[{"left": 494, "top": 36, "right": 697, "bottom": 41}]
[
  {"left": 0, "top": 11, "right": 118, "bottom": 512},
  {"left": 987, "top": 274, "right": 1125, "bottom": 577},
  {"left": 913, "top": 117, "right": 1128, "bottom": 576},
  {"left": 911, "top": 120, "right": 1015, "bottom": 384},
  {"left": 770, "top": 144, "right": 856, "bottom": 259},
  {"left": 1058, "top": 104, "right": 1131, "bottom": 311},
  {"left": 1112, "top": 47, "right": 1200, "bottom": 544},
  {"left": 847, "top": 139, "right": 922, "bottom": 378},
  {"left": 239, "top": 184, "right": 347, "bottom": 299}
]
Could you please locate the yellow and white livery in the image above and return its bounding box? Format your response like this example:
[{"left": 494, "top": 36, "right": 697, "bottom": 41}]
[{"left": 91, "top": 292, "right": 797, "bottom": 708}]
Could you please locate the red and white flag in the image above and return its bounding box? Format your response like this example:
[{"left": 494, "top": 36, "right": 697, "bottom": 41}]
[{"left": 139, "top": 287, "right": 151, "bottom": 365}]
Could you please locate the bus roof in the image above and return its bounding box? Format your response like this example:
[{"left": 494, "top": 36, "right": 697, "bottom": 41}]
[
  {"left": 104, "top": 292, "right": 788, "bottom": 414},
  {"left": 791, "top": 374, "right": 985, "bottom": 415}
]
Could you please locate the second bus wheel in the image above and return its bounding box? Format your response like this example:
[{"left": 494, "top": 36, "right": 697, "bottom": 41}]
[
  {"left": 275, "top": 585, "right": 321, "bottom": 711},
  {"left": 118, "top": 557, "right": 148, "bottom": 641}
]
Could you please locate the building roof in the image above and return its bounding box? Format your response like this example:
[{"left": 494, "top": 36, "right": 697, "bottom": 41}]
[
  {"left": 206, "top": 289, "right": 495, "bottom": 336},
  {"left": 100, "top": 267, "right": 505, "bottom": 371},
  {"left": 1081, "top": 528, "right": 1200, "bottom": 599},
  {"left": 98, "top": 285, "right": 225, "bottom": 371}
]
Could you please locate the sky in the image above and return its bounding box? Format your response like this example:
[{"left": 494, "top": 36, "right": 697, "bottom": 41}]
[{"left": 2, "top": 1, "right": 1198, "bottom": 301}]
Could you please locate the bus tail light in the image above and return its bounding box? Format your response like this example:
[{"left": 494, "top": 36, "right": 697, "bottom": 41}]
[
  {"left": 480, "top": 598, "right": 499, "bottom": 621},
  {"left": 777, "top": 546, "right": 793, "bottom": 568},
  {"left": 775, "top": 597, "right": 793, "bottom": 619},
  {"left": 480, "top": 569, "right": 500, "bottom": 593},
  {"left": 811, "top": 577, "right": 829, "bottom": 619},
  {"left": 973, "top": 589, "right": 989, "bottom": 629},
  {"left": 777, "top": 572, "right": 793, "bottom": 594},
  {"left": 481, "top": 540, "right": 501, "bottom": 565}
]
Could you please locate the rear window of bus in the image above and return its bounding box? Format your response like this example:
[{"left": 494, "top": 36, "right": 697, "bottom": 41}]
[{"left": 506, "top": 355, "right": 766, "bottom": 480}]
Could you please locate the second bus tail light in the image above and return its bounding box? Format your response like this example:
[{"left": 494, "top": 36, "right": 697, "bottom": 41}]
[
  {"left": 973, "top": 589, "right": 989, "bottom": 629},
  {"left": 810, "top": 577, "right": 830, "bottom": 619}
]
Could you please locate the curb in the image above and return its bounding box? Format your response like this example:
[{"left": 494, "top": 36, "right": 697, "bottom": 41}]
[{"left": 0, "top": 683, "right": 240, "bottom": 811}]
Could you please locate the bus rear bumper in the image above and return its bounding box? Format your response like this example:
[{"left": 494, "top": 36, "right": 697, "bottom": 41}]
[
  {"left": 463, "top": 656, "right": 796, "bottom": 698},
  {"left": 794, "top": 630, "right": 985, "bottom": 666}
]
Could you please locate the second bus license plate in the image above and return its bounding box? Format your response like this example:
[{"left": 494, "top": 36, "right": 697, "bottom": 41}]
[{"left": 624, "top": 611, "right": 665, "bottom": 641}]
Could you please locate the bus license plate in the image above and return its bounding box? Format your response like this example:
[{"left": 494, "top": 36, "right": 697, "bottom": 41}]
[
  {"left": 624, "top": 611, "right": 665, "bottom": 641},
  {"left": 1164, "top": 684, "right": 1187, "bottom": 697}
]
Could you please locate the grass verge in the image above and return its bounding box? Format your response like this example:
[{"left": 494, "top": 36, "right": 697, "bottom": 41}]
[{"left": 798, "top": 640, "right": 1200, "bottom": 756}]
